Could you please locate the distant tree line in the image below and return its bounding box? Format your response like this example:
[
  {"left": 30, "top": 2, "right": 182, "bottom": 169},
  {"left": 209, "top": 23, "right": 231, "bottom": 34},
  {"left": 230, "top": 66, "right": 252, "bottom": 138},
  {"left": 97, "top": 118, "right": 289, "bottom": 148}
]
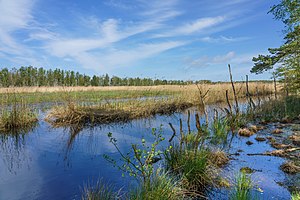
[{"left": 0, "top": 66, "right": 214, "bottom": 87}]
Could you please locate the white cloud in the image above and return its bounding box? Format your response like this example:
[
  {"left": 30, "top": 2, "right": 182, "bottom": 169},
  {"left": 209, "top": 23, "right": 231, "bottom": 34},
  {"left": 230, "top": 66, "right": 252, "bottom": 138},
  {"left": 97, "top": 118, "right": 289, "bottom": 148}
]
[
  {"left": 74, "top": 41, "right": 187, "bottom": 71},
  {"left": 153, "top": 16, "right": 226, "bottom": 38},
  {"left": 176, "top": 16, "right": 226, "bottom": 35},
  {"left": 0, "top": 0, "right": 34, "bottom": 30},
  {"left": 200, "top": 36, "right": 250, "bottom": 43},
  {"left": 187, "top": 51, "right": 235, "bottom": 68}
]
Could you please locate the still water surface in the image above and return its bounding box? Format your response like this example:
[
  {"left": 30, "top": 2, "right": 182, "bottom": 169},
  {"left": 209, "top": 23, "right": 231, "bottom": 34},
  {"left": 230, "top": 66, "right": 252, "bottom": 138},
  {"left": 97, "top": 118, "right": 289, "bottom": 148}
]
[{"left": 0, "top": 103, "right": 293, "bottom": 200}]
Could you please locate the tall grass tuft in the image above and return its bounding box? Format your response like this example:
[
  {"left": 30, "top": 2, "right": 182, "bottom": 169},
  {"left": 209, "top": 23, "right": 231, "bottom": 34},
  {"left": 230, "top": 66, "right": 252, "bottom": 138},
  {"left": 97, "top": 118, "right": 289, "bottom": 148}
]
[
  {"left": 210, "top": 115, "right": 230, "bottom": 145},
  {"left": 81, "top": 179, "right": 122, "bottom": 200},
  {"left": 291, "top": 192, "right": 300, "bottom": 200},
  {"left": 164, "top": 144, "right": 214, "bottom": 196},
  {"left": 0, "top": 94, "right": 38, "bottom": 134},
  {"left": 230, "top": 172, "right": 253, "bottom": 200},
  {"left": 129, "top": 170, "right": 184, "bottom": 200}
]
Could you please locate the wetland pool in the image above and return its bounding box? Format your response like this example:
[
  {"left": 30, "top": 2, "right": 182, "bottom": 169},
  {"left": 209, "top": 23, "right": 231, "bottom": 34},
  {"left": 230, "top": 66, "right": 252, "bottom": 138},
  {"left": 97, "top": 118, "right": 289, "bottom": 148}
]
[{"left": 0, "top": 102, "right": 297, "bottom": 200}]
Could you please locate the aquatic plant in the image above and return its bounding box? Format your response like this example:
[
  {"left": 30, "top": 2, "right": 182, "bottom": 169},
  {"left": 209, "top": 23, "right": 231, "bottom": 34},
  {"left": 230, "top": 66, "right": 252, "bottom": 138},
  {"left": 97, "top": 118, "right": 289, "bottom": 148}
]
[
  {"left": 291, "top": 192, "right": 300, "bottom": 200},
  {"left": 164, "top": 145, "right": 212, "bottom": 195},
  {"left": 81, "top": 179, "right": 122, "bottom": 200},
  {"left": 280, "top": 162, "right": 300, "bottom": 174},
  {"left": 0, "top": 94, "right": 38, "bottom": 134},
  {"left": 210, "top": 114, "right": 230, "bottom": 145},
  {"left": 129, "top": 170, "right": 185, "bottom": 200},
  {"left": 103, "top": 127, "right": 167, "bottom": 187},
  {"left": 230, "top": 172, "right": 253, "bottom": 200}
]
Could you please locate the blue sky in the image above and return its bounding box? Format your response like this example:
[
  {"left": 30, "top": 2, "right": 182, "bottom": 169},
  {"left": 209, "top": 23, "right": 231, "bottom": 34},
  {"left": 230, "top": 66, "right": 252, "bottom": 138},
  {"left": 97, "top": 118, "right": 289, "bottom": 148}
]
[{"left": 0, "top": 0, "right": 284, "bottom": 81}]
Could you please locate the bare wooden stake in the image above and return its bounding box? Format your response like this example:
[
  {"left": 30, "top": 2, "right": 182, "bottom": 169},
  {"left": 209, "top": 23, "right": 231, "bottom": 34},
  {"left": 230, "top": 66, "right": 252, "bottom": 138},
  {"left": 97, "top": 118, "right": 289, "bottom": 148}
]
[
  {"left": 225, "top": 90, "right": 232, "bottom": 115},
  {"left": 228, "top": 64, "right": 239, "bottom": 114},
  {"left": 187, "top": 110, "right": 191, "bottom": 134},
  {"left": 179, "top": 118, "right": 184, "bottom": 151},
  {"left": 195, "top": 113, "right": 201, "bottom": 132}
]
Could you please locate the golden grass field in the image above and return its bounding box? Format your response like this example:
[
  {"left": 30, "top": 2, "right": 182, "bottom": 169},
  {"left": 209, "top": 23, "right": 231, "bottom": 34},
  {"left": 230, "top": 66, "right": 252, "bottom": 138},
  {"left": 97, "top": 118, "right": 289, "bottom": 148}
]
[{"left": 0, "top": 82, "right": 274, "bottom": 94}]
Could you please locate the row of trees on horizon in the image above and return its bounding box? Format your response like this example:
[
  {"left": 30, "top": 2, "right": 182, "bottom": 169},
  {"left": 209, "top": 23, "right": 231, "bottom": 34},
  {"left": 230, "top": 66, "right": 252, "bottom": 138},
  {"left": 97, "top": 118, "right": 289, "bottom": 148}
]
[
  {"left": 0, "top": 66, "right": 273, "bottom": 88},
  {"left": 0, "top": 66, "right": 216, "bottom": 87}
]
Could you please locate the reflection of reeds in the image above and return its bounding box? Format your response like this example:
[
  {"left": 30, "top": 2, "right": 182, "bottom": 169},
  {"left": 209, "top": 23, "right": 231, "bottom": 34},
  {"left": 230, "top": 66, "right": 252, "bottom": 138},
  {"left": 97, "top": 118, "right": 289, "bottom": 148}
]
[{"left": 0, "top": 93, "right": 38, "bottom": 134}]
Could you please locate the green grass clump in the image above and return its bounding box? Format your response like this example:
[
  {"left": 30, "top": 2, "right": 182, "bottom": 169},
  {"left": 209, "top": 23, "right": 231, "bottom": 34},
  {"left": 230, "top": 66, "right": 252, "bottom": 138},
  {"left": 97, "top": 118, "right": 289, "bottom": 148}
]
[
  {"left": 230, "top": 172, "right": 253, "bottom": 200},
  {"left": 164, "top": 145, "right": 212, "bottom": 194},
  {"left": 210, "top": 116, "right": 230, "bottom": 145},
  {"left": 292, "top": 192, "right": 300, "bottom": 200},
  {"left": 130, "top": 171, "right": 184, "bottom": 200},
  {"left": 0, "top": 101, "right": 38, "bottom": 134},
  {"left": 81, "top": 179, "right": 121, "bottom": 200}
]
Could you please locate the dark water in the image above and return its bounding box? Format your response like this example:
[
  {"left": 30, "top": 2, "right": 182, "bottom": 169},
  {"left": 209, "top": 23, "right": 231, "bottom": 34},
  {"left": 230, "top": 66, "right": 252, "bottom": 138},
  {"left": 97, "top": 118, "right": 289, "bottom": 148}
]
[{"left": 0, "top": 103, "right": 293, "bottom": 200}]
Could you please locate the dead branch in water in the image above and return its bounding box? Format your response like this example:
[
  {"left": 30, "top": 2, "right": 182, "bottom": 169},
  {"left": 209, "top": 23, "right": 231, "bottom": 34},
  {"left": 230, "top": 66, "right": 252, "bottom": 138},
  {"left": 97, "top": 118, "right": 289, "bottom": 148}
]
[
  {"left": 168, "top": 123, "right": 176, "bottom": 142},
  {"left": 228, "top": 64, "right": 239, "bottom": 114}
]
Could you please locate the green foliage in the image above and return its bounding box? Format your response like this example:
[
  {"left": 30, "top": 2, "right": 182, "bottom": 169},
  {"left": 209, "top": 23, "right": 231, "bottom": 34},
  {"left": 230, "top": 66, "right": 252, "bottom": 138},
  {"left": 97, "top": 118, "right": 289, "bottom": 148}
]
[
  {"left": 0, "top": 66, "right": 211, "bottom": 87},
  {"left": 210, "top": 115, "right": 230, "bottom": 145},
  {"left": 269, "top": 0, "right": 300, "bottom": 30},
  {"left": 230, "top": 172, "right": 253, "bottom": 200},
  {"left": 291, "top": 192, "right": 300, "bottom": 200},
  {"left": 251, "top": 0, "right": 300, "bottom": 93},
  {"left": 129, "top": 170, "right": 184, "bottom": 200},
  {"left": 256, "top": 96, "right": 300, "bottom": 121},
  {"left": 103, "top": 127, "right": 167, "bottom": 186}
]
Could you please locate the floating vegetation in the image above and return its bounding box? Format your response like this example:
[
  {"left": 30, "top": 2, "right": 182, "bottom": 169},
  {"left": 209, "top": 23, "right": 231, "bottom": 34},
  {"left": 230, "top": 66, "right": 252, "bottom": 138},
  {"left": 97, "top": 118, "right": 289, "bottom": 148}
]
[
  {"left": 240, "top": 167, "right": 255, "bottom": 174},
  {"left": 280, "top": 162, "right": 300, "bottom": 174},
  {"left": 272, "top": 129, "right": 284, "bottom": 134},
  {"left": 238, "top": 128, "right": 255, "bottom": 137}
]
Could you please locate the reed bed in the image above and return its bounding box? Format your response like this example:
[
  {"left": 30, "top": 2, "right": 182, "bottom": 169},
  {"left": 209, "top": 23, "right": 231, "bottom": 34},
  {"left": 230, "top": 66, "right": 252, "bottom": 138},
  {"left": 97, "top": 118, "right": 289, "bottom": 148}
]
[
  {"left": 45, "top": 98, "right": 192, "bottom": 126},
  {"left": 0, "top": 96, "right": 38, "bottom": 134},
  {"left": 44, "top": 81, "right": 275, "bottom": 127}
]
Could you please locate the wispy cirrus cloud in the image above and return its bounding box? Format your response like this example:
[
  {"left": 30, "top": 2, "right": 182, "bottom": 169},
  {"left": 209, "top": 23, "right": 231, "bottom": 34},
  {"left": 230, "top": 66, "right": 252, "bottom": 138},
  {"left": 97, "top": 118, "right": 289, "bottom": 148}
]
[
  {"left": 0, "top": 0, "right": 34, "bottom": 55},
  {"left": 200, "top": 36, "right": 250, "bottom": 43},
  {"left": 186, "top": 51, "right": 236, "bottom": 68}
]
